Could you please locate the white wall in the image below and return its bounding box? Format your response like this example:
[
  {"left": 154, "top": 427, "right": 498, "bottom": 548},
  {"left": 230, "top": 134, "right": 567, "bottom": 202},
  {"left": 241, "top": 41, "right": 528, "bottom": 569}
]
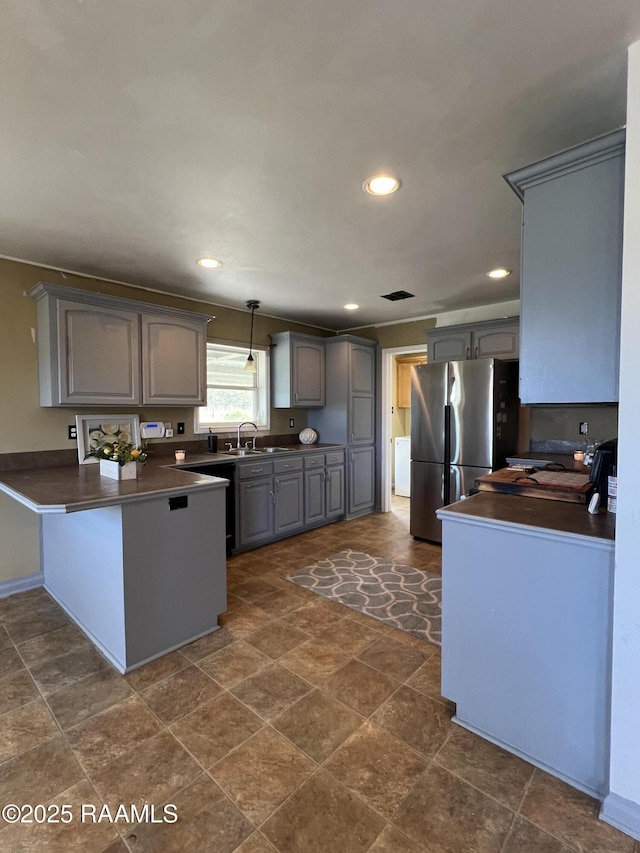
[{"left": 602, "top": 39, "right": 640, "bottom": 837}]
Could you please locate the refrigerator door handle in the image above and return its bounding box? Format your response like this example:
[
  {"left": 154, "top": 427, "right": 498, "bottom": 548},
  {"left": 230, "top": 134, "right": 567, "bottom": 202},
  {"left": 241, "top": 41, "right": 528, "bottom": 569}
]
[{"left": 444, "top": 405, "right": 451, "bottom": 505}]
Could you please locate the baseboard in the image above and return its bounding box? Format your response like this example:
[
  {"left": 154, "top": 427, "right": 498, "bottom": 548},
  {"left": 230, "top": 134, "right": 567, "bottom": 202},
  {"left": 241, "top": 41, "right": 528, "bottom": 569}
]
[
  {"left": 0, "top": 571, "right": 44, "bottom": 598},
  {"left": 600, "top": 793, "right": 640, "bottom": 841},
  {"left": 452, "top": 715, "right": 606, "bottom": 800}
]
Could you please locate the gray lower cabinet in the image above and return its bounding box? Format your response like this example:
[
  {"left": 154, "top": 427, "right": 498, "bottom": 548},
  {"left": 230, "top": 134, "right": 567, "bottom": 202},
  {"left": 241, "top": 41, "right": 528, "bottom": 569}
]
[
  {"left": 304, "top": 452, "right": 345, "bottom": 526},
  {"left": 235, "top": 450, "right": 345, "bottom": 552},
  {"left": 348, "top": 446, "right": 375, "bottom": 517},
  {"left": 237, "top": 477, "right": 274, "bottom": 548},
  {"left": 304, "top": 467, "right": 326, "bottom": 526},
  {"left": 274, "top": 470, "right": 304, "bottom": 536},
  {"left": 504, "top": 129, "right": 624, "bottom": 403},
  {"left": 326, "top": 463, "right": 345, "bottom": 518}
]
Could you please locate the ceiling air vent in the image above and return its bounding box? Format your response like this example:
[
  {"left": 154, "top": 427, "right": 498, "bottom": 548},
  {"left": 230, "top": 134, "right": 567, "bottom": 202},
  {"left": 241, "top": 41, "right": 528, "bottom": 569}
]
[{"left": 380, "top": 290, "right": 415, "bottom": 301}]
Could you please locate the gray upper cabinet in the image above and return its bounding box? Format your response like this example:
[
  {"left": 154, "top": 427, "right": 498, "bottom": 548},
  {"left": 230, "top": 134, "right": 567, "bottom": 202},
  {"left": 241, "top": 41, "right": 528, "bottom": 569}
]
[
  {"left": 426, "top": 319, "right": 519, "bottom": 364},
  {"left": 504, "top": 128, "right": 624, "bottom": 404},
  {"left": 271, "top": 331, "right": 325, "bottom": 408},
  {"left": 141, "top": 314, "right": 206, "bottom": 405},
  {"left": 29, "top": 283, "right": 210, "bottom": 407}
]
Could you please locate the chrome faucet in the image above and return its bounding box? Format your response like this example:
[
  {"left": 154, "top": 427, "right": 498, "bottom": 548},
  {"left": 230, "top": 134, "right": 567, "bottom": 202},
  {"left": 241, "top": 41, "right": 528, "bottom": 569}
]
[{"left": 237, "top": 421, "right": 258, "bottom": 449}]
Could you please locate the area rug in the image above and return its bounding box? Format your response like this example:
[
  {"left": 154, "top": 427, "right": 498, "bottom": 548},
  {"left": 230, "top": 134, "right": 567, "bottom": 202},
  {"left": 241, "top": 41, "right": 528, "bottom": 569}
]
[{"left": 286, "top": 550, "right": 441, "bottom": 645}]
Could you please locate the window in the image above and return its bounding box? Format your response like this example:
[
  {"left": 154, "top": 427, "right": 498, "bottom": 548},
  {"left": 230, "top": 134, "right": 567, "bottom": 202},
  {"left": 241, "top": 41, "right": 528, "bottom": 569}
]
[{"left": 195, "top": 341, "right": 270, "bottom": 433}]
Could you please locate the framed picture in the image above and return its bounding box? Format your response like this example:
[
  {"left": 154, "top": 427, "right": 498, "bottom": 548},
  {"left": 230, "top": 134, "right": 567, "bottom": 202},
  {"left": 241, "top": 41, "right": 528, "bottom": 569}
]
[{"left": 75, "top": 414, "right": 141, "bottom": 465}]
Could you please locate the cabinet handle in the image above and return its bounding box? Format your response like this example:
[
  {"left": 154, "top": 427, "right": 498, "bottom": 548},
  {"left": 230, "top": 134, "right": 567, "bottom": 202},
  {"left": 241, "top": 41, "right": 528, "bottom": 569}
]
[
  {"left": 349, "top": 432, "right": 354, "bottom": 441},
  {"left": 284, "top": 463, "right": 293, "bottom": 468},
  {"left": 322, "top": 470, "right": 327, "bottom": 482},
  {"left": 250, "top": 467, "right": 263, "bottom": 473},
  {"left": 350, "top": 451, "right": 354, "bottom": 462},
  {"left": 466, "top": 347, "right": 470, "bottom": 359},
  {"left": 295, "top": 392, "right": 299, "bottom": 402},
  {"left": 275, "top": 478, "right": 280, "bottom": 492},
  {"left": 474, "top": 347, "right": 478, "bottom": 359},
  {"left": 269, "top": 490, "right": 276, "bottom": 504}
]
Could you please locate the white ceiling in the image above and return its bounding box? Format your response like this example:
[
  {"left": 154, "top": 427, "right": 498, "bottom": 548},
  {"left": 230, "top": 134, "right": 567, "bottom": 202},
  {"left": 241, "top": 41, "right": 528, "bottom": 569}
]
[{"left": 1, "top": 1, "right": 640, "bottom": 331}]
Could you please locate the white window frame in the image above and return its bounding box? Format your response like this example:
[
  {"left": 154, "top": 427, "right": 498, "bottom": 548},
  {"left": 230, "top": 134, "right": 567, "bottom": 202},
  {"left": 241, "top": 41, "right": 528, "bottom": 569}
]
[{"left": 194, "top": 340, "right": 270, "bottom": 434}]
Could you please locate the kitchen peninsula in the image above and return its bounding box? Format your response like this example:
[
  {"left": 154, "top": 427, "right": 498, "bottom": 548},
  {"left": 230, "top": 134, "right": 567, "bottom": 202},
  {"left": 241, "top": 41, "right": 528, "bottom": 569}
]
[
  {"left": 0, "top": 460, "right": 229, "bottom": 673},
  {"left": 437, "top": 491, "right": 615, "bottom": 798}
]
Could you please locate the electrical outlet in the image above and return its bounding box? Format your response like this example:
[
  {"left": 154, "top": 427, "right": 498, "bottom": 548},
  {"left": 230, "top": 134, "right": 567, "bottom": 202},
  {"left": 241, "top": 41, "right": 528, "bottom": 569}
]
[
  {"left": 289, "top": 418, "right": 295, "bottom": 428},
  {"left": 579, "top": 422, "right": 589, "bottom": 435},
  {"left": 177, "top": 422, "right": 185, "bottom": 435},
  {"left": 165, "top": 428, "right": 174, "bottom": 438},
  {"left": 68, "top": 425, "right": 77, "bottom": 440}
]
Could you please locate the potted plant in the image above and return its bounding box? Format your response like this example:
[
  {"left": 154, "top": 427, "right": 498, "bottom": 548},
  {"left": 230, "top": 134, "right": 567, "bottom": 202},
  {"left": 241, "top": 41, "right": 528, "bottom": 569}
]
[{"left": 85, "top": 438, "right": 148, "bottom": 480}]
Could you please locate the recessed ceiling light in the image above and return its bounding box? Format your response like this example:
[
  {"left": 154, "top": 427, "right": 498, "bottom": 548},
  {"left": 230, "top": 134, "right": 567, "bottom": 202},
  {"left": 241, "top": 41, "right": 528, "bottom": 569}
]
[
  {"left": 362, "top": 174, "right": 401, "bottom": 196},
  {"left": 197, "top": 257, "right": 222, "bottom": 269},
  {"left": 344, "top": 303, "right": 360, "bottom": 310},
  {"left": 486, "top": 268, "right": 511, "bottom": 279}
]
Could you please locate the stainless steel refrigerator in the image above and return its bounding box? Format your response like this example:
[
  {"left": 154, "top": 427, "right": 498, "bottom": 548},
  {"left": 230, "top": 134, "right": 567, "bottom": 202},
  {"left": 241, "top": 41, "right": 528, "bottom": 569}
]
[{"left": 410, "top": 358, "right": 519, "bottom": 542}]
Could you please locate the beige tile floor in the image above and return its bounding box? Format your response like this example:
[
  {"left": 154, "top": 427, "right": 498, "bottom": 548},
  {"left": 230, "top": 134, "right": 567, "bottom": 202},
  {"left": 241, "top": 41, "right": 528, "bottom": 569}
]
[{"left": 0, "top": 497, "right": 636, "bottom": 852}]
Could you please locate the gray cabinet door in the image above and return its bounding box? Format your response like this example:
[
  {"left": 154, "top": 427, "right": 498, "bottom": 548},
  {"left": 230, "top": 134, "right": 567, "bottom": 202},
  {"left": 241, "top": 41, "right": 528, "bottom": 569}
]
[
  {"left": 349, "top": 395, "right": 375, "bottom": 445},
  {"left": 505, "top": 128, "right": 624, "bottom": 403},
  {"left": 304, "top": 468, "right": 326, "bottom": 525},
  {"left": 473, "top": 325, "right": 519, "bottom": 360},
  {"left": 350, "top": 344, "right": 376, "bottom": 394},
  {"left": 274, "top": 471, "right": 304, "bottom": 535},
  {"left": 57, "top": 300, "right": 141, "bottom": 405},
  {"left": 325, "top": 465, "right": 345, "bottom": 518},
  {"left": 427, "top": 330, "right": 472, "bottom": 363},
  {"left": 237, "top": 478, "right": 274, "bottom": 548},
  {"left": 348, "top": 446, "right": 375, "bottom": 516},
  {"left": 141, "top": 314, "right": 206, "bottom": 405},
  {"left": 271, "top": 332, "right": 325, "bottom": 408},
  {"left": 292, "top": 338, "right": 325, "bottom": 406}
]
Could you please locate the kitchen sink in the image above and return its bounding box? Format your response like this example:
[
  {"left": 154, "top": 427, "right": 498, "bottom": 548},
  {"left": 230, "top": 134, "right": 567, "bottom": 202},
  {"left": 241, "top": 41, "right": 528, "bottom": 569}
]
[
  {"left": 262, "top": 447, "right": 290, "bottom": 453},
  {"left": 223, "top": 448, "right": 265, "bottom": 456}
]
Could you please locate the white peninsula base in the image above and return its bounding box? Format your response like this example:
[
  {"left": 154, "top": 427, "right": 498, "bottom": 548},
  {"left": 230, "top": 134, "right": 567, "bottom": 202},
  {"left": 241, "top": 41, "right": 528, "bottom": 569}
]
[
  {"left": 42, "top": 488, "right": 226, "bottom": 673},
  {"left": 438, "top": 494, "right": 614, "bottom": 799}
]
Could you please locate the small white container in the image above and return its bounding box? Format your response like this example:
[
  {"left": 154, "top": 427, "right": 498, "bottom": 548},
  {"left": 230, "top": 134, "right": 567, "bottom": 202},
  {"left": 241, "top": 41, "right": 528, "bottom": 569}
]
[
  {"left": 99, "top": 460, "right": 138, "bottom": 480},
  {"left": 175, "top": 450, "right": 186, "bottom": 462}
]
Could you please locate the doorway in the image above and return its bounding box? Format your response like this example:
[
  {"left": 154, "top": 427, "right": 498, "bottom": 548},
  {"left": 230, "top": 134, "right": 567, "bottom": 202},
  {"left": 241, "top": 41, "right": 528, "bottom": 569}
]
[{"left": 380, "top": 345, "right": 427, "bottom": 514}]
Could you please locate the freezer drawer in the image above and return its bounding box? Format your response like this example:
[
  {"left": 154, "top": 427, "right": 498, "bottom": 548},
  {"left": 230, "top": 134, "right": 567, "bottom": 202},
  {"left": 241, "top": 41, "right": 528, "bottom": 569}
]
[{"left": 410, "top": 461, "right": 445, "bottom": 543}]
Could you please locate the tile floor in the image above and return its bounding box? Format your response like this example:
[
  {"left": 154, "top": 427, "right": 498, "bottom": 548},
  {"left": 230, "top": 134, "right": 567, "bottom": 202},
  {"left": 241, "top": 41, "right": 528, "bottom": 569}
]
[{"left": 0, "top": 496, "right": 635, "bottom": 852}]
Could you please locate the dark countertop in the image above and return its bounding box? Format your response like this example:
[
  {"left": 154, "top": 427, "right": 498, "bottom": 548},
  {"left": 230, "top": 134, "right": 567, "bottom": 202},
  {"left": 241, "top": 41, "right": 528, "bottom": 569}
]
[
  {"left": 0, "top": 443, "right": 345, "bottom": 514},
  {"left": 170, "top": 443, "right": 345, "bottom": 469},
  {"left": 0, "top": 458, "right": 229, "bottom": 515},
  {"left": 437, "top": 491, "right": 615, "bottom": 543}
]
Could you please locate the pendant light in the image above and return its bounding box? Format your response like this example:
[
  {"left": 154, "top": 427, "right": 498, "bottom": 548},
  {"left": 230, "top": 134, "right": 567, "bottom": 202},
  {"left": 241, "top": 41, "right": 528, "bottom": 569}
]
[{"left": 244, "top": 300, "right": 260, "bottom": 373}]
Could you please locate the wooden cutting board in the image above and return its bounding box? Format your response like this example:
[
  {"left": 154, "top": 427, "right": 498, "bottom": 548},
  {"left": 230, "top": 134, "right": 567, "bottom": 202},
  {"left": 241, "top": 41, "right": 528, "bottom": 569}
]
[{"left": 475, "top": 468, "right": 593, "bottom": 504}]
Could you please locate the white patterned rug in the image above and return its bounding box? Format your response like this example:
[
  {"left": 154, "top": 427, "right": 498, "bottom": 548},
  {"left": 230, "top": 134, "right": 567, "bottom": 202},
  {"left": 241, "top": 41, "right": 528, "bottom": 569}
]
[{"left": 286, "top": 550, "right": 441, "bottom": 645}]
